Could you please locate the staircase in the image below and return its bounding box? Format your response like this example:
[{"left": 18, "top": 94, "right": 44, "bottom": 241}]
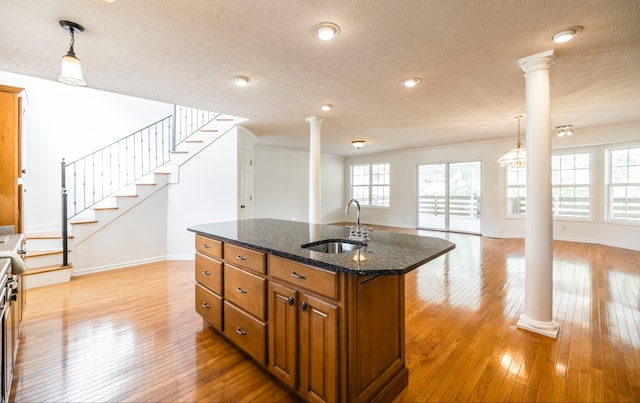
[{"left": 24, "top": 106, "right": 244, "bottom": 289}]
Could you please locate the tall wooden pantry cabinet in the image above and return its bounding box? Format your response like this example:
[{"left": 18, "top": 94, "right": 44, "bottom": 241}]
[{"left": 0, "top": 85, "right": 25, "bottom": 234}]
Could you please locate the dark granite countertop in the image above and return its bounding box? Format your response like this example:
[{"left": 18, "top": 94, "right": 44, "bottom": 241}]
[{"left": 188, "top": 219, "right": 455, "bottom": 276}]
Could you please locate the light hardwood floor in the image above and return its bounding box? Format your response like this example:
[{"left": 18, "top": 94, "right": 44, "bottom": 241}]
[{"left": 10, "top": 229, "right": 640, "bottom": 402}]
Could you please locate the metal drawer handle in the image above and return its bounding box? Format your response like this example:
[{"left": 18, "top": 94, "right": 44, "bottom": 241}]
[
  {"left": 201, "top": 270, "right": 210, "bottom": 276},
  {"left": 236, "top": 287, "right": 248, "bottom": 294},
  {"left": 201, "top": 302, "right": 210, "bottom": 309},
  {"left": 236, "top": 327, "right": 247, "bottom": 336},
  {"left": 290, "top": 271, "right": 307, "bottom": 280},
  {"left": 236, "top": 255, "right": 248, "bottom": 261},
  {"left": 202, "top": 244, "right": 211, "bottom": 249}
]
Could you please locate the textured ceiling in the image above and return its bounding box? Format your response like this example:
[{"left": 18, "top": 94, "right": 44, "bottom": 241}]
[{"left": 1, "top": 0, "right": 639, "bottom": 156}]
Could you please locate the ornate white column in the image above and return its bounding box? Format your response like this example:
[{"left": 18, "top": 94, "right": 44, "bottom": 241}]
[
  {"left": 517, "top": 50, "right": 559, "bottom": 338},
  {"left": 306, "top": 116, "right": 324, "bottom": 224}
]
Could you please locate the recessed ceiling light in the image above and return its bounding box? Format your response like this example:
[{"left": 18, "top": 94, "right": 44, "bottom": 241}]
[
  {"left": 400, "top": 77, "right": 421, "bottom": 88},
  {"left": 321, "top": 104, "right": 332, "bottom": 111},
  {"left": 232, "top": 76, "right": 250, "bottom": 87},
  {"left": 551, "top": 26, "right": 583, "bottom": 43},
  {"left": 312, "top": 22, "right": 340, "bottom": 41}
]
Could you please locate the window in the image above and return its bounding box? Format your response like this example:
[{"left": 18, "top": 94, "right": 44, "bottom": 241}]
[
  {"left": 350, "top": 163, "right": 390, "bottom": 207},
  {"left": 607, "top": 146, "right": 640, "bottom": 222},
  {"left": 506, "top": 166, "right": 526, "bottom": 215},
  {"left": 506, "top": 152, "right": 592, "bottom": 218},
  {"left": 552, "top": 153, "right": 591, "bottom": 217}
]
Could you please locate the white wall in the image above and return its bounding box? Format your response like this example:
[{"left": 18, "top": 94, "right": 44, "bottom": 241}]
[
  {"left": 344, "top": 123, "right": 640, "bottom": 251},
  {"left": 166, "top": 127, "right": 243, "bottom": 259},
  {"left": 253, "top": 146, "right": 345, "bottom": 224},
  {"left": 73, "top": 187, "right": 169, "bottom": 274},
  {"left": 0, "top": 71, "right": 173, "bottom": 233}
]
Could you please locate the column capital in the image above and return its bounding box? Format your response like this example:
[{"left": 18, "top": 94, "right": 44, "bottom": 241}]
[
  {"left": 518, "top": 49, "right": 556, "bottom": 73},
  {"left": 305, "top": 116, "right": 325, "bottom": 125}
]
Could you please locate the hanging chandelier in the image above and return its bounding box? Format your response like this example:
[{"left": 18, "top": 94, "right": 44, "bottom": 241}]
[{"left": 497, "top": 116, "right": 526, "bottom": 168}]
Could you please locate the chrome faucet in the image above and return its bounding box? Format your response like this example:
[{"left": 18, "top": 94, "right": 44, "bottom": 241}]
[{"left": 345, "top": 199, "right": 369, "bottom": 241}]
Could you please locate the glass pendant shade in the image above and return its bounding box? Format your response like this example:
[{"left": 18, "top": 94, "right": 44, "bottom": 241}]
[
  {"left": 497, "top": 115, "right": 526, "bottom": 168},
  {"left": 497, "top": 144, "right": 526, "bottom": 168},
  {"left": 59, "top": 51, "right": 86, "bottom": 86}
]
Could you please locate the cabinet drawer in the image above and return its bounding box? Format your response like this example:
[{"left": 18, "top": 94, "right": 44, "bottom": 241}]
[
  {"left": 224, "top": 264, "right": 266, "bottom": 320},
  {"left": 195, "top": 283, "right": 222, "bottom": 331},
  {"left": 195, "top": 235, "right": 223, "bottom": 259},
  {"left": 224, "top": 243, "right": 266, "bottom": 274},
  {"left": 195, "top": 252, "right": 223, "bottom": 294},
  {"left": 269, "top": 255, "right": 338, "bottom": 300},
  {"left": 224, "top": 301, "right": 266, "bottom": 365}
]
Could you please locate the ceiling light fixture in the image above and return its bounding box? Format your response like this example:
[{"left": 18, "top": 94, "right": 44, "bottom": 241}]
[
  {"left": 58, "top": 20, "right": 87, "bottom": 86},
  {"left": 321, "top": 104, "right": 332, "bottom": 112},
  {"left": 497, "top": 116, "right": 526, "bottom": 168},
  {"left": 556, "top": 125, "right": 574, "bottom": 137},
  {"left": 232, "top": 76, "right": 250, "bottom": 87},
  {"left": 401, "top": 77, "right": 421, "bottom": 88},
  {"left": 352, "top": 140, "right": 365, "bottom": 150},
  {"left": 312, "top": 22, "right": 340, "bottom": 41},
  {"left": 551, "top": 26, "right": 583, "bottom": 43}
]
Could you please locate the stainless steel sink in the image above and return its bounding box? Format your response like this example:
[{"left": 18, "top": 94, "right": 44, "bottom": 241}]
[{"left": 301, "top": 239, "right": 366, "bottom": 254}]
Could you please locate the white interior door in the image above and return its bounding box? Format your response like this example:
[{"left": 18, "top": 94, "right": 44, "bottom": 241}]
[{"left": 239, "top": 147, "right": 253, "bottom": 219}]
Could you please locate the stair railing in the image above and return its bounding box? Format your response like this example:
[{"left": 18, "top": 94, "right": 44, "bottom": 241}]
[{"left": 60, "top": 106, "right": 220, "bottom": 266}]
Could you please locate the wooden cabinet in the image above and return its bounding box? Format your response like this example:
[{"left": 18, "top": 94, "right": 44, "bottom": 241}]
[
  {"left": 224, "top": 264, "right": 266, "bottom": 320},
  {"left": 223, "top": 301, "right": 267, "bottom": 365},
  {"left": 0, "top": 85, "right": 25, "bottom": 234},
  {"left": 194, "top": 235, "right": 223, "bottom": 331},
  {"left": 268, "top": 256, "right": 339, "bottom": 402},
  {"left": 193, "top": 234, "right": 408, "bottom": 402},
  {"left": 0, "top": 234, "right": 24, "bottom": 403},
  {"left": 194, "top": 235, "right": 268, "bottom": 365},
  {"left": 299, "top": 292, "right": 339, "bottom": 403},
  {"left": 195, "top": 283, "right": 222, "bottom": 330},
  {"left": 268, "top": 281, "right": 297, "bottom": 388},
  {"left": 223, "top": 243, "right": 266, "bottom": 274}
]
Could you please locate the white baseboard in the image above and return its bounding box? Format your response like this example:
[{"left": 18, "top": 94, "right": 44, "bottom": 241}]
[{"left": 73, "top": 255, "right": 168, "bottom": 276}]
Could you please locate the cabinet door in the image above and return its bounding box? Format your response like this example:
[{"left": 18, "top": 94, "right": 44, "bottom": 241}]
[
  {"left": 268, "top": 281, "right": 298, "bottom": 389},
  {"left": 299, "top": 293, "right": 339, "bottom": 403}
]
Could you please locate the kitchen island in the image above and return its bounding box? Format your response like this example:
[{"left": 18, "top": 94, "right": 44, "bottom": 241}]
[{"left": 188, "top": 219, "right": 454, "bottom": 402}]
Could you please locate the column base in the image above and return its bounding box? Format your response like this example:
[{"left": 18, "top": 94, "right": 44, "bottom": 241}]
[{"left": 517, "top": 313, "right": 559, "bottom": 338}]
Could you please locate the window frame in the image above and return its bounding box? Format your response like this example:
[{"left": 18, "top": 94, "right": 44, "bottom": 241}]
[
  {"left": 350, "top": 162, "right": 391, "bottom": 208},
  {"left": 604, "top": 143, "right": 640, "bottom": 225},
  {"left": 504, "top": 149, "right": 595, "bottom": 222},
  {"left": 551, "top": 150, "right": 594, "bottom": 221}
]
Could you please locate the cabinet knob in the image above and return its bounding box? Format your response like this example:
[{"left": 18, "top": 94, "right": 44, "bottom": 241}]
[
  {"left": 301, "top": 301, "right": 307, "bottom": 311},
  {"left": 202, "top": 244, "right": 211, "bottom": 249},
  {"left": 236, "top": 287, "right": 248, "bottom": 294},
  {"left": 236, "top": 327, "right": 248, "bottom": 336},
  {"left": 201, "top": 302, "right": 210, "bottom": 309},
  {"left": 290, "top": 271, "right": 307, "bottom": 280},
  {"left": 201, "top": 270, "right": 210, "bottom": 276},
  {"left": 236, "top": 255, "right": 248, "bottom": 261},
  {"left": 287, "top": 297, "right": 294, "bottom": 306}
]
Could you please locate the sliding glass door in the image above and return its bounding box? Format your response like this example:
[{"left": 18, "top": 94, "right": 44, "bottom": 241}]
[{"left": 417, "top": 161, "right": 482, "bottom": 234}]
